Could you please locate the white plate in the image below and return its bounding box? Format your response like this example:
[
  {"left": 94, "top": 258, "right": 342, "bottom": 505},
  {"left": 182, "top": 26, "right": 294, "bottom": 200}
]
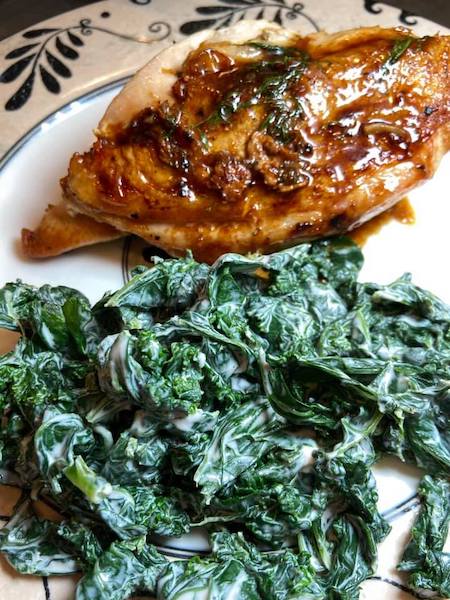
[{"left": 0, "top": 1, "right": 449, "bottom": 598}]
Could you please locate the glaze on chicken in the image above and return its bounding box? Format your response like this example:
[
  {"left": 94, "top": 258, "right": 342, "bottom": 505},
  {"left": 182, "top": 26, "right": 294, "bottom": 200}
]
[{"left": 22, "top": 21, "right": 450, "bottom": 261}]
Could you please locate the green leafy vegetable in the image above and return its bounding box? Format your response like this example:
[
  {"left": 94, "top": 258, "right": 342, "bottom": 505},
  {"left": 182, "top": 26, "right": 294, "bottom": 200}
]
[
  {"left": 0, "top": 504, "right": 80, "bottom": 575},
  {"left": 193, "top": 398, "right": 285, "bottom": 502},
  {"left": 76, "top": 536, "right": 167, "bottom": 600},
  {"left": 1, "top": 237, "right": 450, "bottom": 598},
  {"left": 398, "top": 475, "right": 450, "bottom": 597},
  {"left": 158, "top": 532, "right": 325, "bottom": 600}
]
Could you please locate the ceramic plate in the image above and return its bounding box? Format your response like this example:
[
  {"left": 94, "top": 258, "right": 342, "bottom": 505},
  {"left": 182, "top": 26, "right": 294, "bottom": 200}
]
[{"left": 0, "top": 0, "right": 449, "bottom": 598}]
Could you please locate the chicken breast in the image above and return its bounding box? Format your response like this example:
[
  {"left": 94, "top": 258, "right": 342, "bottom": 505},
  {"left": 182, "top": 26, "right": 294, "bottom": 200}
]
[
  {"left": 22, "top": 204, "right": 122, "bottom": 258},
  {"left": 22, "top": 21, "right": 450, "bottom": 261}
]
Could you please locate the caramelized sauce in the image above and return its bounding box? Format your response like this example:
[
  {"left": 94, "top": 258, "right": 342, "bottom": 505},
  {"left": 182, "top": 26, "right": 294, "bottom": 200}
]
[
  {"left": 350, "top": 198, "right": 415, "bottom": 246},
  {"left": 69, "top": 31, "right": 446, "bottom": 263},
  {"left": 115, "top": 34, "right": 431, "bottom": 213}
]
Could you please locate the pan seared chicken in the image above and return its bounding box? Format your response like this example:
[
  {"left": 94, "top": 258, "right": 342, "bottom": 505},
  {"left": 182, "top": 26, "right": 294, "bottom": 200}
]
[{"left": 22, "top": 21, "right": 450, "bottom": 261}]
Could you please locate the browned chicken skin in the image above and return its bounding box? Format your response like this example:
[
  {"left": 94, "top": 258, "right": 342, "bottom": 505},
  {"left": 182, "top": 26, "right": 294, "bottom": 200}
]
[{"left": 22, "top": 22, "right": 450, "bottom": 261}]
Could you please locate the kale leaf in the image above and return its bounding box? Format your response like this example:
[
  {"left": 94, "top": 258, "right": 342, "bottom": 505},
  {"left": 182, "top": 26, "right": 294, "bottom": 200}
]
[
  {"left": 1, "top": 237, "right": 449, "bottom": 599},
  {"left": 398, "top": 475, "right": 450, "bottom": 597},
  {"left": 76, "top": 536, "right": 167, "bottom": 600}
]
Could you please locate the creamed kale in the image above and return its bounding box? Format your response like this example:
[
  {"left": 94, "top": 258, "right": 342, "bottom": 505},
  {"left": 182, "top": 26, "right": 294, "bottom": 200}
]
[{"left": 0, "top": 238, "right": 449, "bottom": 599}]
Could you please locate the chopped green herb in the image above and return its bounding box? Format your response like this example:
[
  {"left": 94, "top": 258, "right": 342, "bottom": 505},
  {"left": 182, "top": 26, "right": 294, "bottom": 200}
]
[
  {"left": 196, "top": 47, "right": 309, "bottom": 143},
  {"left": 248, "top": 41, "right": 304, "bottom": 57},
  {"left": 387, "top": 36, "right": 414, "bottom": 64}
]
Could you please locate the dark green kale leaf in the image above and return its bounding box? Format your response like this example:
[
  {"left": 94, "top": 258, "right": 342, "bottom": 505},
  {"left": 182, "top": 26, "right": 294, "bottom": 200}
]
[
  {"left": 265, "top": 360, "right": 348, "bottom": 432},
  {"left": 158, "top": 531, "right": 325, "bottom": 600},
  {"left": 193, "top": 398, "right": 285, "bottom": 502},
  {"left": 210, "top": 480, "right": 326, "bottom": 548},
  {"left": 0, "top": 338, "right": 86, "bottom": 423},
  {"left": 402, "top": 412, "right": 450, "bottom": 475},
  {"left": 64, "top": 456, "right": 189, "bottom": 538},
  {"left": 93, "top": 253, "right": 209, "bottom": 332},
  {"left": 101, "top": 412, "right": 168, "bottom": 486},
  {"left": 213, "top": 531, "right": 326, "bottom": 600},
  {"left": 34, "top": 406, "right": 96, "bottom": 493},
  {"left": 0, "top": 281, "right": 98, "bottom": 357},
  {"left": 201, "top": 435, "right": 324, "bottom": 546},
  {"left": 158, "top": 553, "right": 260, "bottom": 600},
  {"left": 56, "top": 520, "right": 104, "bottom": 566},
  {"left": 166, "top": 407, "right": 219, "bottom": 478},
  {"left": 1, "top": 237, "right": 450, "bottom": 599},
  {"left": 0, "top": 410, "right": 26, "bottom": 477},
  {"left": 315, "top": 408, "right": 390, "bottom": 543},
  {"left": 76, "top": 536, "right": 167, "bottom": 600},
  {"left": 398, "top": 475, "right": 450, "bottom": 597},
  {"left": 0, "top": 281, "right": 34, "bottom": 332},
  {"left": 246, "top": 292, "right": 318, "bottom": 356},
  {"left": 326, "top": 515, "right": 377, "bottom": 600},
  {"left": 0, "top": 502, "right": 80, "bottom": 575},
  {"left": 97, "top": 330, "right": 209, "bottom": 417}
]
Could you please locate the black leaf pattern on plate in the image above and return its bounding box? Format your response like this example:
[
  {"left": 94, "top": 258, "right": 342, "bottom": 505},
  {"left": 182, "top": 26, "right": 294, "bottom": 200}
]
[
  {"left": 0, "top": 18, "right": 171, "bottom": 111},
  {"left": 5, "top": 43, "right": 39, "bottom": 59},
  {"left": 180, "top": 0, "right": 319, "bottom": 35},
  {"left": 4, "top": 71, "right": 35, "bottom": 110},
  {"left": 39, "top": 64, "right": 61, "bottom": 93},
  {"left": 197, "top": 5, "right": 235, "bottom": 14},
  {"left": 67, "top": 31, "right": 84, "bottom": 46},
  {"left": 364, "top": 0, "right": 382, "bottom": 13},
  {"left": 382, "top": 493, "right": 420, "bottom": 522},
  {"left": 55, "top": 36, "right": 79, "bottom": 59},
  {"left": 183, "top": 17, "right": 218, "bottom": 33},
  {"left": 0, "top": 54, "right": 36, "bottom": 83},
  {"left": 42, "top": 576, "right": 51, "bottom": 600},
  {"left": 45, "top": 50, "right": 72, "bottom": 78},
  {"left": 369, "top": 576, "right": 429, "bottom": 599},
  {"left": 364, "top": 1, "right": 417, "bottom": 25},
  {"left": 399, "top": 9, "right": 418, "bottom": 25},
  {"left": 22, "top": 28, "right": 58, "bottom": 38}
]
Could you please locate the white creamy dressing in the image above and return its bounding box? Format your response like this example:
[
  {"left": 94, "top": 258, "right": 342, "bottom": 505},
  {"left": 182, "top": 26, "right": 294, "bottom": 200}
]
[
  {"left": 398, "top": 314, "right": 432, "bottom": 328},
  {"left": 46, "top": 557, "right": 79, "bottom": 574},
  {"left": 308, "top": 285, "right": 347, "bottom": 318},
  {"left": 38, "top": 321, "right": 57, "bottom": 349},
  {"left": 197, "top": 351, "right": 207, "bottom": 369},
  {"left": 42, "top": 436, "right": 70, "bottom": 468},
  {"left": 230, "top": 377, "right": 253, "bottom": 392},
  {"left": 156, "top": 571, "right": 212, "bottom": 600},
  {"left": 129, "top": 411, "right": 155, "bottom": 437},
  {"left": 109, "top": 333, "right": 130, "bottom": 382},
  {"left": 217, "top": 570, "right": 249, "bottom": 600},
  {"left": 35, "top": 418, "right": 78, "bottom": 471},
  {"left": 374, "top": 362, "right": 396, "bottom": 392},
  {"left": 171, "top": 410, "right": 218, "bottom": 433},
  {"left": 377, "top": 345, "right": 401, "bottom": 360},
  {"left": 175, "top": 587, "right": 208, "bottom": 600},
  {"left": 195, "top": 402, "right": 276, "bottom": 496},
  {"left": 443, "top": 529, "right": 450, "bottom": 553},
  {"left": 93, "top": 425, "right": 114, "bottom": 450},
  {"left": 146, "top": 336, "right": 162, "bottom": 357}
]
